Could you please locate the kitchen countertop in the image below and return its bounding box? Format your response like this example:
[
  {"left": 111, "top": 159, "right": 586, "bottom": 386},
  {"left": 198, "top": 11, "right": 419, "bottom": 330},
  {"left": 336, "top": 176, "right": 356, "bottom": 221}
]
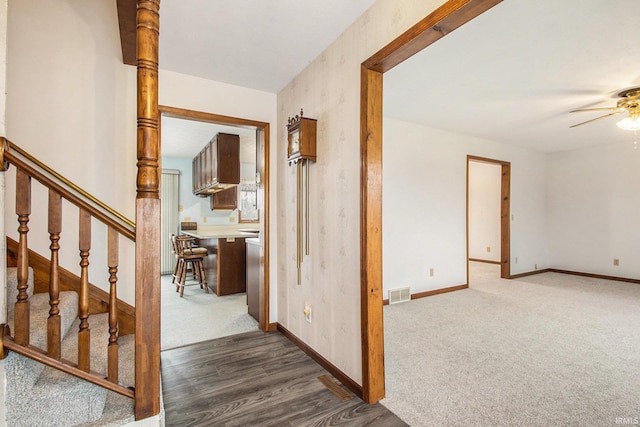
[{"left": 182, "top": 230, "right": 259, "bottom": 239}]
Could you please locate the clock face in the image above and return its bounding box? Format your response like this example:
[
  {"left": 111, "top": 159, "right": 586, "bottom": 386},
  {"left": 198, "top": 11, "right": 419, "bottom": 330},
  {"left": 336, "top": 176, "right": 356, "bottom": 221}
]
[{"left": 290, "top": 129, "right": 300, "bottom": 153}]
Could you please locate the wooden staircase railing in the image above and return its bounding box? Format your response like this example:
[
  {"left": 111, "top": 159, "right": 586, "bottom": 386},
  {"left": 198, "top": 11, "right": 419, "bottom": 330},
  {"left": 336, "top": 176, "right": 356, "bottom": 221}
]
[
  {"left": 2, "top": 1, "right": 161, "bottom": 419},
  {"left": 0, "top": 137, "right": 136, "bottom": 399}
]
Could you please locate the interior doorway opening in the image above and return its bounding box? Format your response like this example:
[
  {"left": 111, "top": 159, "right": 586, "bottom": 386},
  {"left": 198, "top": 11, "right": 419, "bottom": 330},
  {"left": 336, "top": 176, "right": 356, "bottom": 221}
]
[
  {"left": 359, "top": 0, "right": 505, "bottom": 404},
  {"left": 158, "top": 106, "right": 271, "bottom": 343},
  {"left": 467, "top": 155, "right": 511, "bottom": 281}
]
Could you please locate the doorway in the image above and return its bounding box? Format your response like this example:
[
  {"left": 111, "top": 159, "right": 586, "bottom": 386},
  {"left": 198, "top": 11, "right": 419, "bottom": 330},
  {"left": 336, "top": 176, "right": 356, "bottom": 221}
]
[
  {"left": 158, "top": 105, "right": 271, "bottom": 334},
  {"left": 467, "top": 155, "right": 511, "bottom": 281},
  {"left": 359, "top": 0, "right": 505, "bottom": 403}
]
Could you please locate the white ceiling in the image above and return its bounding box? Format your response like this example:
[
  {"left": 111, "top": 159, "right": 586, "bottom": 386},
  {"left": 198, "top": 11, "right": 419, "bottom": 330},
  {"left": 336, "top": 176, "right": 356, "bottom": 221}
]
[
  {"left": 159, "top": 0, "right": 377, "bottom": 93},
  {"left": 159, "top": 0, "right": 376, "bottom": 159},
  {"left": 161, "top": 116, "right": 257, "bottom": 162},
  {"left": 159, "top": 0, "right": 640, "bottom": 157},
  {"left": 384, "top": 0, "right": 640, "bottom": 153}
]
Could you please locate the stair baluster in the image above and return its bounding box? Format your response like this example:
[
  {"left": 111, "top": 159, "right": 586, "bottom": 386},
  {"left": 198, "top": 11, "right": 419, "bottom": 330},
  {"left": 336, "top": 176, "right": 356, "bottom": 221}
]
[
  {"left": 47, "top": 189, "right": 62, "bottom": 359},
  {"left": 107, "top": 226, "right": 120, "bottom": 383},
  {"left": 78, "top": 208, "right": 92, "bottom": 372},
  {"left": 14, "top": 169, "right": 31, "bottom": 346},
  {"left": 1, "top": 138, "right": 137, "bottom": 403}
]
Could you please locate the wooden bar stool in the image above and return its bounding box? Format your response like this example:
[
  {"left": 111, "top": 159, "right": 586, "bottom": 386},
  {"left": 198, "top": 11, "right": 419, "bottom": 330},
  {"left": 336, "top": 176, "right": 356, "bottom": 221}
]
[
  {"left": 169, "top": 234, "right": 182, "bottom": 284},
  {"left": 174, "top": 235, "right": 209, "bottom": 297}
]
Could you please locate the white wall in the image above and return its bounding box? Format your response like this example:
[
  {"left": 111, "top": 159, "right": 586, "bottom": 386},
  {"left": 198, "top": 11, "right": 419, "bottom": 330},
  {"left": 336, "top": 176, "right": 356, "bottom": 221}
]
[
  {"left": 4, "top": 1, "right": 278, "bottom": 312},
  {"left": 468, "top": 161, "right": 501, "bottom": 261},
  {"left": 5, "top": 0, "right": 137, "bottom": 303},
  {"left": 383, "top": 118, "right": 550, "bottom": 297},
  {"left": 277, "top": 0, "right": 456, "bottom": 385},
  {"left": 547, "top": 142, "right": 640, "bottom": 278}
]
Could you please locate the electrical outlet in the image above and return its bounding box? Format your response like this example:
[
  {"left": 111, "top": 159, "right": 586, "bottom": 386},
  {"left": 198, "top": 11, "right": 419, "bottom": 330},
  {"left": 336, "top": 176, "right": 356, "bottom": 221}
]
[
  {"left": 613, "top": 258, "right": 620, "bottom": 266},
  {"left": 304, "top": 305, "right": 312, "bottom": 323},
  {"left": 178, "top": 205, "right": 184, "bottom": 212},
  {"left": 515, "top": 256, "right": 518, "bottom": 264},
  {"left": 203, "top": 217, "right": 207, "bottom": 223},
  {"left": 535, "top": 263, "right": 538, "bottom": 270},
  {"left": 229, "top": 216, "right": 235, "bottom": 223},
  {"left": 486, "top": 246, "right": 491, "bottom": 253},
  {"left": 429, "top": 268, "right": 434, "bottom": 277}
]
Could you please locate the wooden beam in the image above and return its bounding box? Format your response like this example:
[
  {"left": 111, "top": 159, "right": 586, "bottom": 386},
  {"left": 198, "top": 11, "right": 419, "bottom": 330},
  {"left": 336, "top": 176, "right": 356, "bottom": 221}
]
[
  {"left": 116, "top": 0, "right": 137, "bottom": 66},
  {"left": 135, "top": 0, "right": 161, "bottom": 420},
  {"left": 363, "top": 0, "right": 504, "bottom": 73},
  {"left": 359, "top": 65, "right": 385, "bottom": 404},
  {"left": 500, "top": 163, "right": 511, "bottom": 279}
]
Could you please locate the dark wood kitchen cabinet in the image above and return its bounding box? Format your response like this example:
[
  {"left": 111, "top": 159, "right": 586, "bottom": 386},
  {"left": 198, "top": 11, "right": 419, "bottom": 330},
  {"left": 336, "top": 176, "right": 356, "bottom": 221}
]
[
  {"left": 192, "top": 133, "right": 240, "bottom": 195},
  {"left": 210, "top": 187, "right": 237, "bottom": 210},
  {"left": 196, "top": 237, "right": 247, "bottom": 296}
]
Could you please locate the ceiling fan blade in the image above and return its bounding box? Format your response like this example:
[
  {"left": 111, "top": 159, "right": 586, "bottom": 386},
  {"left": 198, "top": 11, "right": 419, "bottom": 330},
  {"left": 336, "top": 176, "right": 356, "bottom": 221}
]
[
  {"left": 570, "top": 107, "right": 621, "bottom": 113},
  {"left": 570, "top": 111, "right": 623, "bottom": 128}
]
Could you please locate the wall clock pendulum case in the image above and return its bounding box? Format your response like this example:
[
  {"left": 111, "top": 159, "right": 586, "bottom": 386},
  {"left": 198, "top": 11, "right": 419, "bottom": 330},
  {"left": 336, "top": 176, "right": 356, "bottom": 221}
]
[{"left": 287, "top": 109, "right": 317, "bottom": 284}]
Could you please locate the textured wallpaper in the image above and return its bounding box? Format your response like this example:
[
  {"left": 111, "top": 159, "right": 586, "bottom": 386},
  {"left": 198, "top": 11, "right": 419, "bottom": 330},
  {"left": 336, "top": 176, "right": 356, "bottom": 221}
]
[{"left": 277, "top": 0, "right": 447, "bottom": 386}]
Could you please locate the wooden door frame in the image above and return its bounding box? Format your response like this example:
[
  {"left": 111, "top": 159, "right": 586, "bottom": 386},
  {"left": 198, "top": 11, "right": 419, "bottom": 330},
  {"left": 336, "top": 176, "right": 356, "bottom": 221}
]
[
  {"left": 158, "top": 105, "right": 271, "bottom": 332},
  {"left": 359, "top": 0, "right": 505, "bottom": 403},
  {"left": 466, "top": 156, "right": 511, "bottom": 279}
]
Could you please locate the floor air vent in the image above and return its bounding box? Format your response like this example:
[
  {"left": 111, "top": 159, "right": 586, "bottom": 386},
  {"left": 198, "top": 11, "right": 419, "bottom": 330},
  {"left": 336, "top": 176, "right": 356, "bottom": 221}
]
[{"left": 388, "top": 287, "right": 411, "bottom": 304}]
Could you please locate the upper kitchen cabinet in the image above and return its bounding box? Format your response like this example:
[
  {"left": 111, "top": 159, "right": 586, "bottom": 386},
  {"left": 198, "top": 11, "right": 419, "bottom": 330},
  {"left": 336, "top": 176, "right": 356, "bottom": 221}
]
[
  {"left": 211, "top": 186, "right": 237, "bottom": 210},
  {"left": 192, "top": 133, "right": 240, "bottom": 196}
]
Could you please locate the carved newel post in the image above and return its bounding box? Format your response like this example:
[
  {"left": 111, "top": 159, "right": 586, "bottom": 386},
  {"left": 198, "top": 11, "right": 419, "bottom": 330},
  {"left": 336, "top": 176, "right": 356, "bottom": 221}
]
[{"left": 135, "top": 0, "right": 161, "bottom": 420}]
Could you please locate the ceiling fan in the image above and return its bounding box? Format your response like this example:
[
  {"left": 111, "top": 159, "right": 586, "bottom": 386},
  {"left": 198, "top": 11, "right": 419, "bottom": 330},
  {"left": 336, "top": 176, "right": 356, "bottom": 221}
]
[{"left": 570, "top": 87, "right": 640, "bottom": 131}]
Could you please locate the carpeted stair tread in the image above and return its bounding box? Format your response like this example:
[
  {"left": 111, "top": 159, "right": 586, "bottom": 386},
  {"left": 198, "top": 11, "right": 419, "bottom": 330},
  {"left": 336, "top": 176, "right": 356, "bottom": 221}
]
[
  {"left": 7, "top": 381, "right": 107, "bottom": 427},
  {"left": 26, "top": 315, "right": 136, "bottom": 426},
  {"left": 76, "top": 334, "right": 137, "bottom": 426},
  {"left": 6, "top": 297, "right": 136, "bottom": 426},
  {"left": 7, "top": 291, "right": 79, "bottom": 350},
  {"left": 43, "top": 313, "right": 135, "bottom": 387},
  {"left": 5, "top": 291, "right": 79, "bottom": 396},
  {"left": 8, "top": 333, "right": 136, "bottom": 427},
  {"left": 77, "top": 392, "right": 135, "bottom": 427}
]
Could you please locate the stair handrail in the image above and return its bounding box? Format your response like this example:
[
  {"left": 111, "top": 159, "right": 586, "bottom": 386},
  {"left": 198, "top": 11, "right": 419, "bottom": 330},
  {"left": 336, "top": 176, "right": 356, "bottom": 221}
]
[
  {"left": 1, "top": 135, "right": 137, "bottom": 400},
  {"left": 0, "top": 137, "right": 135, "bottom": 240}
]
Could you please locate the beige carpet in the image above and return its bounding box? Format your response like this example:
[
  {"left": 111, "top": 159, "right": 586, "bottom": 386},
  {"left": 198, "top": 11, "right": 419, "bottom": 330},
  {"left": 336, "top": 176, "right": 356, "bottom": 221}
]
[
  {"left": 160, "top": 274, "right": 258, "bottom": 350},
  {"left": 381, "top": 262, "right": 640, "bottom": 426}
]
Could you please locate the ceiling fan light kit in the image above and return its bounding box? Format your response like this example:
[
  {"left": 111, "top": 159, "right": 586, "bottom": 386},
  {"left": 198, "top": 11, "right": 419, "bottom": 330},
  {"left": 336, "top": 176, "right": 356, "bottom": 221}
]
[
  {"left": 616, "top": 113, "right": 640, "bottom": 131},
  {"left": 570, "top": 87, "right": 640, "bottom": 131}
]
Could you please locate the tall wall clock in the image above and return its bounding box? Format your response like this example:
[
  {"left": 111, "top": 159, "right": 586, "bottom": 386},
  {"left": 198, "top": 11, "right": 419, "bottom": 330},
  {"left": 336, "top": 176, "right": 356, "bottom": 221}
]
[
  {"left": 287, "top": 109, "right": 317, "bottom": 165},
  {"left": 287, "top": 109, "right": 317, "bottom": 284}
]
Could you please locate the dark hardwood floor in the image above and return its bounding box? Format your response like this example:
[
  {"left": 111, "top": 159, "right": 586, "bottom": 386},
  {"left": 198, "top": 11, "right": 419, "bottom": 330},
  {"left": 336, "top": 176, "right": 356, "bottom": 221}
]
[{"left": 161, "top": 330, "right": 407, "bottom": 426}]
